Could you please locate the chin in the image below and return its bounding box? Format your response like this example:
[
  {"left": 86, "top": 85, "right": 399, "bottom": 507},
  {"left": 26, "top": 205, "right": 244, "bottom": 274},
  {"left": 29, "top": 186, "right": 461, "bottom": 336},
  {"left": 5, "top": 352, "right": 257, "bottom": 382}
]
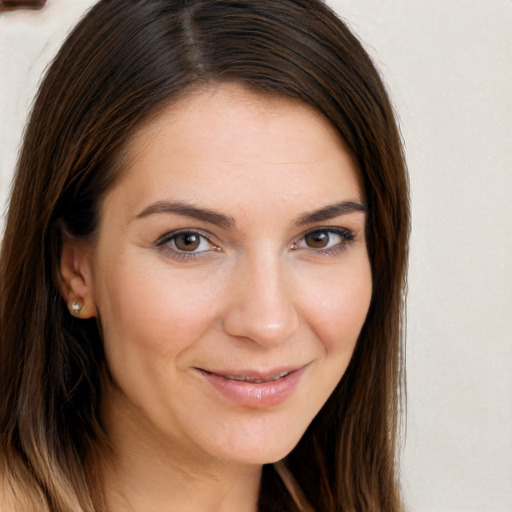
[{"left": 198, "top": 415, "right": 309, "bottom": 466}]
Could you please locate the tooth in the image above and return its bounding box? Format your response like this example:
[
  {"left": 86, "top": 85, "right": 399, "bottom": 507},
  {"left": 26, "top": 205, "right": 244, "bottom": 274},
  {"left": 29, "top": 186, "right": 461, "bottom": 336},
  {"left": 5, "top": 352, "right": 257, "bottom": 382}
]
[{"left": 224, "top": 371, "right": 291, "bottom": 383}]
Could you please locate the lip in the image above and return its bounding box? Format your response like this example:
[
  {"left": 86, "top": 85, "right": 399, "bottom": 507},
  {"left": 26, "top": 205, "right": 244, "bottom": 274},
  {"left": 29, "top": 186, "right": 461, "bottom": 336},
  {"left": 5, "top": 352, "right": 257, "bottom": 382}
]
[{"left": 195, "top": 365, "right": 308, "bottom": 408}]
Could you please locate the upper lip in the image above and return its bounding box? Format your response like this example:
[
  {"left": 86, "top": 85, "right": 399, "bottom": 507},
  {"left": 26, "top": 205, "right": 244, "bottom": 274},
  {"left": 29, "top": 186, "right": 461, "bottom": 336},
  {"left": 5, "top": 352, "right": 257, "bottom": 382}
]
[{"left": 196, "top": 365, "right": 307, "bottom": 383}]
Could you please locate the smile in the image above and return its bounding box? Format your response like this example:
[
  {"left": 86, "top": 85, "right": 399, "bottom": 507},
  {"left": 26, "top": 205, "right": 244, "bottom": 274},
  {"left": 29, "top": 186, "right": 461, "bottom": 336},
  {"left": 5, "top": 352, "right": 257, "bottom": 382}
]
[
  {"left": 196, "top": 366, "right": 308, "bottom": 408},
  {"left": 215, "top": 369, "right": 293, "bottom": 384}
]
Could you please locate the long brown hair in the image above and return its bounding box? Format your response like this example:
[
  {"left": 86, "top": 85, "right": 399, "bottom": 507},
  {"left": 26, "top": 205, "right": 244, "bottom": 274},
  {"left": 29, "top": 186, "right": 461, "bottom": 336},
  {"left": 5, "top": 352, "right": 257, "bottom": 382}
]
[{"left": 0, "top": 1, "right": 409, "bottom": 510}]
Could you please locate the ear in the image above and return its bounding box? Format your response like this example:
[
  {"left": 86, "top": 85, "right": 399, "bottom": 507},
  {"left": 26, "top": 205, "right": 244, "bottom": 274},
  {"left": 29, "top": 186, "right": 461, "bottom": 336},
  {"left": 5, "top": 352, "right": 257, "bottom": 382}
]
[{"left": 60, "top": 238, "right": 97, "bottom": 319}]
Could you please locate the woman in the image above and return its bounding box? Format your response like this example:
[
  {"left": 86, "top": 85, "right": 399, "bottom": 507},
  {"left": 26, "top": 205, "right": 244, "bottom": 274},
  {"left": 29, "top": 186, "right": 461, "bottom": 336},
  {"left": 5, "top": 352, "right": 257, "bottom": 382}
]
[{"left": 0, "top": 1, "right": 409, "bottom": 511}]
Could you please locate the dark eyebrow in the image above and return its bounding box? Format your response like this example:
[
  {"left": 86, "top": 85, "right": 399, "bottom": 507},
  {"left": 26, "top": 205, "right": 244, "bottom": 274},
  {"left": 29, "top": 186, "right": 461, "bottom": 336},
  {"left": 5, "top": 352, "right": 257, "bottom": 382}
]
[
  {"left": 295, "top": 201, "right": 367, "bottom": 226},
  {"left": 135, "top": 200, "right": 235, "bottom": 229},
  {"left": 136, "top": 199, "right": 365, "bottom": 230}
]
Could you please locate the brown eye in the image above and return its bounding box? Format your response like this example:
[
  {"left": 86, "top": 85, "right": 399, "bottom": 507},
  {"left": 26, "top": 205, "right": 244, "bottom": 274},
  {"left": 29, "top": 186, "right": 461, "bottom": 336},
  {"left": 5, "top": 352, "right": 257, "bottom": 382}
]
[
  {"left": 156, "top": 230, "right": 219, "bottom": 259},
  {"left": 304, "top": 230, "right": 330, "bottom": 248},
  {"left": 173, "top": 233, "right": 201, "bottom": 251},
  {"left": 294, "top": 228, "right": 354, "bottom": 253}
]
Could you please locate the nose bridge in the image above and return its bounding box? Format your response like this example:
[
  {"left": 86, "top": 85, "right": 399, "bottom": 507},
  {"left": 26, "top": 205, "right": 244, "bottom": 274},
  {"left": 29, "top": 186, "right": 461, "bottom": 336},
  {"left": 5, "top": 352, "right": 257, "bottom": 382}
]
[{"left": 222, "top": 248, "right": 299, "bottom": 346}]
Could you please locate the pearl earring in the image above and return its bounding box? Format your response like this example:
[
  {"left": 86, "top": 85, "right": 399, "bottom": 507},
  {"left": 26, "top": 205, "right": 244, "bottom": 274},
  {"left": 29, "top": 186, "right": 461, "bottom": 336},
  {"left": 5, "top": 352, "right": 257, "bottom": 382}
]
[{"left": 69, "top": 300, "right": 84, "bottom": 317}]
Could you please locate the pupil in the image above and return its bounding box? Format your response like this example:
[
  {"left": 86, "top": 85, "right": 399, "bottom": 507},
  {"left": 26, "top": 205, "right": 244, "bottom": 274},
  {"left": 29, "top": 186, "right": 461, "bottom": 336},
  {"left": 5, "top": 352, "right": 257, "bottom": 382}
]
[
  {"left": 306, "top": 231, "right": 328, "bottom": 248},
  {"left": 176, "top": 234, "right": 200, "bottom": 251}
]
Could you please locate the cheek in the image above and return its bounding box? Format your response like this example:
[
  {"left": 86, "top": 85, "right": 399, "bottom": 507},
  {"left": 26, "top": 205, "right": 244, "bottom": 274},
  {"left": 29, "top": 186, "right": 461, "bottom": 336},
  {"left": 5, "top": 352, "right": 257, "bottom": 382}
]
[
  {"left": 94, "top": 257, "right": 224, "bottom": 358},
  {"left": 298, "top": 259, "right": 372, "bottom": 353}
]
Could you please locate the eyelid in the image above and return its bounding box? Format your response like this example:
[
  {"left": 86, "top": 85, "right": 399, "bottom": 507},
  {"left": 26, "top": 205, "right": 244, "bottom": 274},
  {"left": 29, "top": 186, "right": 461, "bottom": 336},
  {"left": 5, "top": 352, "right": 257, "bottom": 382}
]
[
  {"left": 155, "top": 228, "right": 214, "bottom": 246},
  {"left": 154, "top": 225, "right": 357, "bottom": 260},
  {"left": 155, "top": 229, "right": 220, "bottom": 259},
  {"left": 291, "top": 226, "right": 355, "bottom": 252}
]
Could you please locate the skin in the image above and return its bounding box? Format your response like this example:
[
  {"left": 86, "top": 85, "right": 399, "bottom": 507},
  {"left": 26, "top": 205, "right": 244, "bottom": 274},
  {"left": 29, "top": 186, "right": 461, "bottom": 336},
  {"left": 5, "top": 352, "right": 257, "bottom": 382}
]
[{"left": 61, "top": 83, "right": 372, "bottom": 512}]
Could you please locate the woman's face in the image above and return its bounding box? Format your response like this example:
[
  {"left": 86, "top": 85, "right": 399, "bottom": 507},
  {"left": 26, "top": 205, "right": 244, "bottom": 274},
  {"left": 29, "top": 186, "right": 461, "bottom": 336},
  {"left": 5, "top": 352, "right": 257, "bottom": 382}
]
[{"left": 77, "top": 84, "right": 372, "bottom": 465}]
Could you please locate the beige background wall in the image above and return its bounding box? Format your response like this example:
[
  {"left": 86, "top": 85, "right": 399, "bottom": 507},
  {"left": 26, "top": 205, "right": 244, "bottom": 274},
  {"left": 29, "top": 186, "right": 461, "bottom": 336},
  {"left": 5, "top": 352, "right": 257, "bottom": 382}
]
[{"left": 1, "top": 1, "right": 511, "bottom": 510}]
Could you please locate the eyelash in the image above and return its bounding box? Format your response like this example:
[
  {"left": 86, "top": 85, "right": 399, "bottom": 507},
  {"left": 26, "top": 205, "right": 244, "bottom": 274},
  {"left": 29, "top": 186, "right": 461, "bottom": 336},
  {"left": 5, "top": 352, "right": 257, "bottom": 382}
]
[
  {"left": 155, "top": 229, "right": 219, "bottom": 260},
  {"left": 155, "top": 227, "right": 355, "bottom": 261},
  {"left": 291, "top": 227, "right": 355, "bottom": 255}
]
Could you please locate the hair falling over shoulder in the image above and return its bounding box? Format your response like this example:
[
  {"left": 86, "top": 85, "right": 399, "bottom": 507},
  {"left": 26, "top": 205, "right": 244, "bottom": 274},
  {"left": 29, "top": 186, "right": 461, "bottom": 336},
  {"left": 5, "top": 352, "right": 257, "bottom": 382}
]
[{"left": 0, "top": 1, "right": 409, "bottom": 510}]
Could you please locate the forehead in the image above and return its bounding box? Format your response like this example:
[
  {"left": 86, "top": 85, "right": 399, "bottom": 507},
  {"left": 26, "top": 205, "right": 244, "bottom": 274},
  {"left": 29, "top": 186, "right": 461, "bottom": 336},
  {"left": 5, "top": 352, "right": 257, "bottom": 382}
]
[{"left": 106, "top": 83, "right": 363, "bottom": 221}]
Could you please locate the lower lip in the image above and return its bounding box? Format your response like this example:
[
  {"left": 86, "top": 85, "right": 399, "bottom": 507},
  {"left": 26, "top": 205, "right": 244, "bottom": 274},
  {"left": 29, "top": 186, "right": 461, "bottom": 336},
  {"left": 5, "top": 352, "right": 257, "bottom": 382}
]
[{"left": 197, "top": 367, "right": 307, "bottom": 408}]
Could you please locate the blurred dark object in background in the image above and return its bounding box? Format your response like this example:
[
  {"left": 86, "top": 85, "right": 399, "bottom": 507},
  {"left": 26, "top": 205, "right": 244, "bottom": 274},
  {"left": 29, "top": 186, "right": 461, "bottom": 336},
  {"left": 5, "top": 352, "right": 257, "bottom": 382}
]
[{"left": 1, "top": 0, "right": 47, "bottom": 12}]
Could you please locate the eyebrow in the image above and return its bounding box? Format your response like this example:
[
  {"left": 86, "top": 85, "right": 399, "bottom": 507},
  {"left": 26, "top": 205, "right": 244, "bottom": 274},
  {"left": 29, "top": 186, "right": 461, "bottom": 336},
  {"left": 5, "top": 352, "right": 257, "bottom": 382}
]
[
  {"left": 136, "top": 201, "right": 235, "bottom": 229},
  {"left": 135, "top": 199, "right": 366, "bottom": 229},
  {"left": 294, "top": 200, "right": 367, "bottom": 226}
]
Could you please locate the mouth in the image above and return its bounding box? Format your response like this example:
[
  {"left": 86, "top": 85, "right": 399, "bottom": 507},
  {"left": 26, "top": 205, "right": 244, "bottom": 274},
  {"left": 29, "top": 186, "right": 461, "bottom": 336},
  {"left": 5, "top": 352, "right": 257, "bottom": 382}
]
[
  {"left": 202, "top": 369, "right": 295, "bottom": 384},
  {"left": 195, "top": 365, "right": 308, "bottom": 408}
]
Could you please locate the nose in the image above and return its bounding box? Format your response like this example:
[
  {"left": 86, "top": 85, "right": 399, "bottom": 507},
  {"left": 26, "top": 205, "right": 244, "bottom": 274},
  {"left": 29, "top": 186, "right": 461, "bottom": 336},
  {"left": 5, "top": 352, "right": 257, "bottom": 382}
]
[{"left": 222, "top": 252, "right": 300, "bottom": 347}]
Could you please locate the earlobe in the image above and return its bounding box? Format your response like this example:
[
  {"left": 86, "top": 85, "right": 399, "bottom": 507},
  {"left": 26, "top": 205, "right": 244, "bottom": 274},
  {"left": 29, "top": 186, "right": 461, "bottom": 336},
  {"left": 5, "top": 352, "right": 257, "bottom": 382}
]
[{"left": 60, "top": 239, "right": 97, "bottom": 319}]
